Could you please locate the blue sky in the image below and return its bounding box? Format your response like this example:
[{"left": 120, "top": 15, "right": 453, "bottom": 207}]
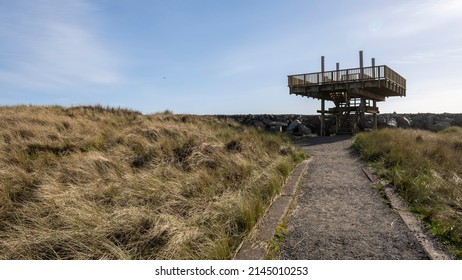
[{"left": 1, "top": 0, "right": 461, "bottom": 114}]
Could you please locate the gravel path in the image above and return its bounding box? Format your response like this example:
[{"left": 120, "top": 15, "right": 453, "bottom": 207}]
[{"left": 280, "top": 136, "right": 429, "bottom": 260}]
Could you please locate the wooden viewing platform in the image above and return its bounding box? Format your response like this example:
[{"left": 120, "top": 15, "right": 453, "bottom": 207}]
[
  {"left": 288, "top": 51, "right": 406, "bottom": 135},
  {"left": 288, "top": 65, "right": 406, "bottom": 101}
]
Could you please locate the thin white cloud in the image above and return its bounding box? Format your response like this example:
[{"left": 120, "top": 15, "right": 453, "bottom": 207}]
[
  {"left": 0, "top": 0, "right": 120, "bottom": 90},
  {"left": 378, "top": 0, "right": 462, "bottom": 37},
  {"left": 390, "top": 47, "right": 462, "bottom": 64}
]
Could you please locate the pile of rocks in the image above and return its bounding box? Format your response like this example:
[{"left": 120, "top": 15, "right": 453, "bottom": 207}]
[
  {"left": 218, "top": 114, "right": 325, "bottom": 136},
  {"left": 217, "top": 113, "right": 462, "bottom": 135},
  {"left": 377, "top": 113, "right": 462, "bottom": 131}
]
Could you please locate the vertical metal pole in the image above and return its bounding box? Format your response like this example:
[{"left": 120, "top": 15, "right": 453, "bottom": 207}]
[{"left": 359, "top": 50, "right": 364, "bottom": 78}]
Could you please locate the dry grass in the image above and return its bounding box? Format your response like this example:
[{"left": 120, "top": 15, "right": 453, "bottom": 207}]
[
  {"left": 353, "top": 127, "right": 462, "bottom": 258},
  {"left": 0, "top": 105, "right": 306, "bottom": 259}
]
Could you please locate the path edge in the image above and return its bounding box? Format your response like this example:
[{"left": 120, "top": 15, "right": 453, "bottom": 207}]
[
  {"left": 233, "top": 159, "right": 311, "bottom": 260},
  {"left": 362, "top": 167, "right": 455, "bottom": 260}
]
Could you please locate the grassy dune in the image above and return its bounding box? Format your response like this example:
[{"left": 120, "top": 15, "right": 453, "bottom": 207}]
[
  {"left": 353, "top": 127, "right": 462, "bottom": 258},
  {"left": 0, "top": 105, "right": 305, "bottom": 259}
]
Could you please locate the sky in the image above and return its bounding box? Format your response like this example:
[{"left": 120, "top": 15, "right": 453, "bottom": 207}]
[{"left": 0, "top": 0, "right": 461, "bottom": 115}]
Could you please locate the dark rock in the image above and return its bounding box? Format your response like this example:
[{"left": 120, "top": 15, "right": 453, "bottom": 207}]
[
  {"left": 249, "top": 120, "right": 265, "bottom": 129},
  {"left": 396, "top": 116, "right": 411, "bottom": 128},
  {"left": 298, "top": 124, "right": 311, "bottom": 135},
  {"left": 269, "top": 126, "right": 282, "bottom": 133},
  {"left": 261, "top": 118, "right": 272, "bottom": 126},
  {"left": 429, "top": 121, "right": 451, "bottom": 132},
  {"left": 378, "top": 115, "right": 387, "bottom": 125},
  {"left": 365, "top": 120, "right": 373, "bottom": 129},
  {"left": 269, "top": 121, "right": 288, "bottom": 127},
  {"left": 387, "top": 118, "right": 398, "bottom": 128},
  {"left": 427, "top": 115, "right": 435, "bottom": 128},
  {"left": 287, "top": 120, "right": 301, "bottom": 132},
  {"left": 455, "top": 115, "right": 462, "bottom": 126}
]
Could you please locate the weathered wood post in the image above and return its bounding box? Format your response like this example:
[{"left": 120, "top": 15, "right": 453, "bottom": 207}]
[
  {"left": 371, "top": 57, "right": 378, "bottom": 130},
  {"left": 335, "top": 62, "right": 340, "bottom": 134},
  {"left": 359, "top": 51, "right": 366, "bottom": 129},
  {"left": 320, "top": 56, "right": 326, "bottom": 136},
  {"left": 336, "top": 62, "right": 340, "bottom": 80},
  {"left": 371, "top": 58, "right": 376, "bottom": 78}
]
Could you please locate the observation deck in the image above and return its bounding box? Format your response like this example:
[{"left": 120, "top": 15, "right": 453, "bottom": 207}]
[
  {"left": 288, "top": 51, "right": 406, "bottom": 135},
  {"left": 288, "top": 65, "right": 406, "bottom": 102}
]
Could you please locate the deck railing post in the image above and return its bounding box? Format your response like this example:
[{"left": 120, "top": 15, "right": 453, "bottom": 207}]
[
  {"left": 371, "top": 58, "right": 376, "bottom": 78},
  {"left": 336, "top": 63, "right": 340, "bottom": 82}
]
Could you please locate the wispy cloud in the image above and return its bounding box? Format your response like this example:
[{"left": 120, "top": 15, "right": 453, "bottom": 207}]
[
  {"left": 0, "top": 0, "right": 120, "bottom": 90},
  {"left": 376, "top": 0, "right": 462, "bottom": 37},
  {"left": 390, "top": 47, "right": 462, "bottom": 64}
]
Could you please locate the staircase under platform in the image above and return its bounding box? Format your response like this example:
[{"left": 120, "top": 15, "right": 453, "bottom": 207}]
[{"left": 329, "top": 96, "right": 377, "bottom": 135}]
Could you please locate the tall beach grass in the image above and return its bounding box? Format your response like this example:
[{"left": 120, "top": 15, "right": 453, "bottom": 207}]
[{"left": 0, "top": 105, "right": 306, "bottom": 259}]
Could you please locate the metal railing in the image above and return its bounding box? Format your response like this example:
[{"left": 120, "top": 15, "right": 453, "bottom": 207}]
[{"left": 288, "top": 65, "right": 406, "bottom": 91}]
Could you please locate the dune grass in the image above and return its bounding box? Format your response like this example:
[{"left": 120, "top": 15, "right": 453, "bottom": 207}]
[
  {"left": 0, "top": 105, "right": 306, "bottom": 259},
  {"left": 352, "top": 127, "right": 462, "bottom": 258}
]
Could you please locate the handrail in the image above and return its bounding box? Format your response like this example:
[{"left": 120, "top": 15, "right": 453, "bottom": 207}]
[{"left": 288, "top": 65, "right": 406, "bottom": 90}]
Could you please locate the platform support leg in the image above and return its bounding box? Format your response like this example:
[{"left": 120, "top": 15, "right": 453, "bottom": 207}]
[
  {"left": 373, "top": 101, "right": 378, "bottom": 130},
  {"left": 360, "top": 98, "right": 366, "bottom": 130},
  {"left": 321, "top": 99, "right": 325, "bottom": 136}
]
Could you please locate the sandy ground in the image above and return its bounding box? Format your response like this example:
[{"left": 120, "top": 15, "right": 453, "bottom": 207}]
[{"left": 280, "top": 136, "right": 429, "bottom": 260}]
